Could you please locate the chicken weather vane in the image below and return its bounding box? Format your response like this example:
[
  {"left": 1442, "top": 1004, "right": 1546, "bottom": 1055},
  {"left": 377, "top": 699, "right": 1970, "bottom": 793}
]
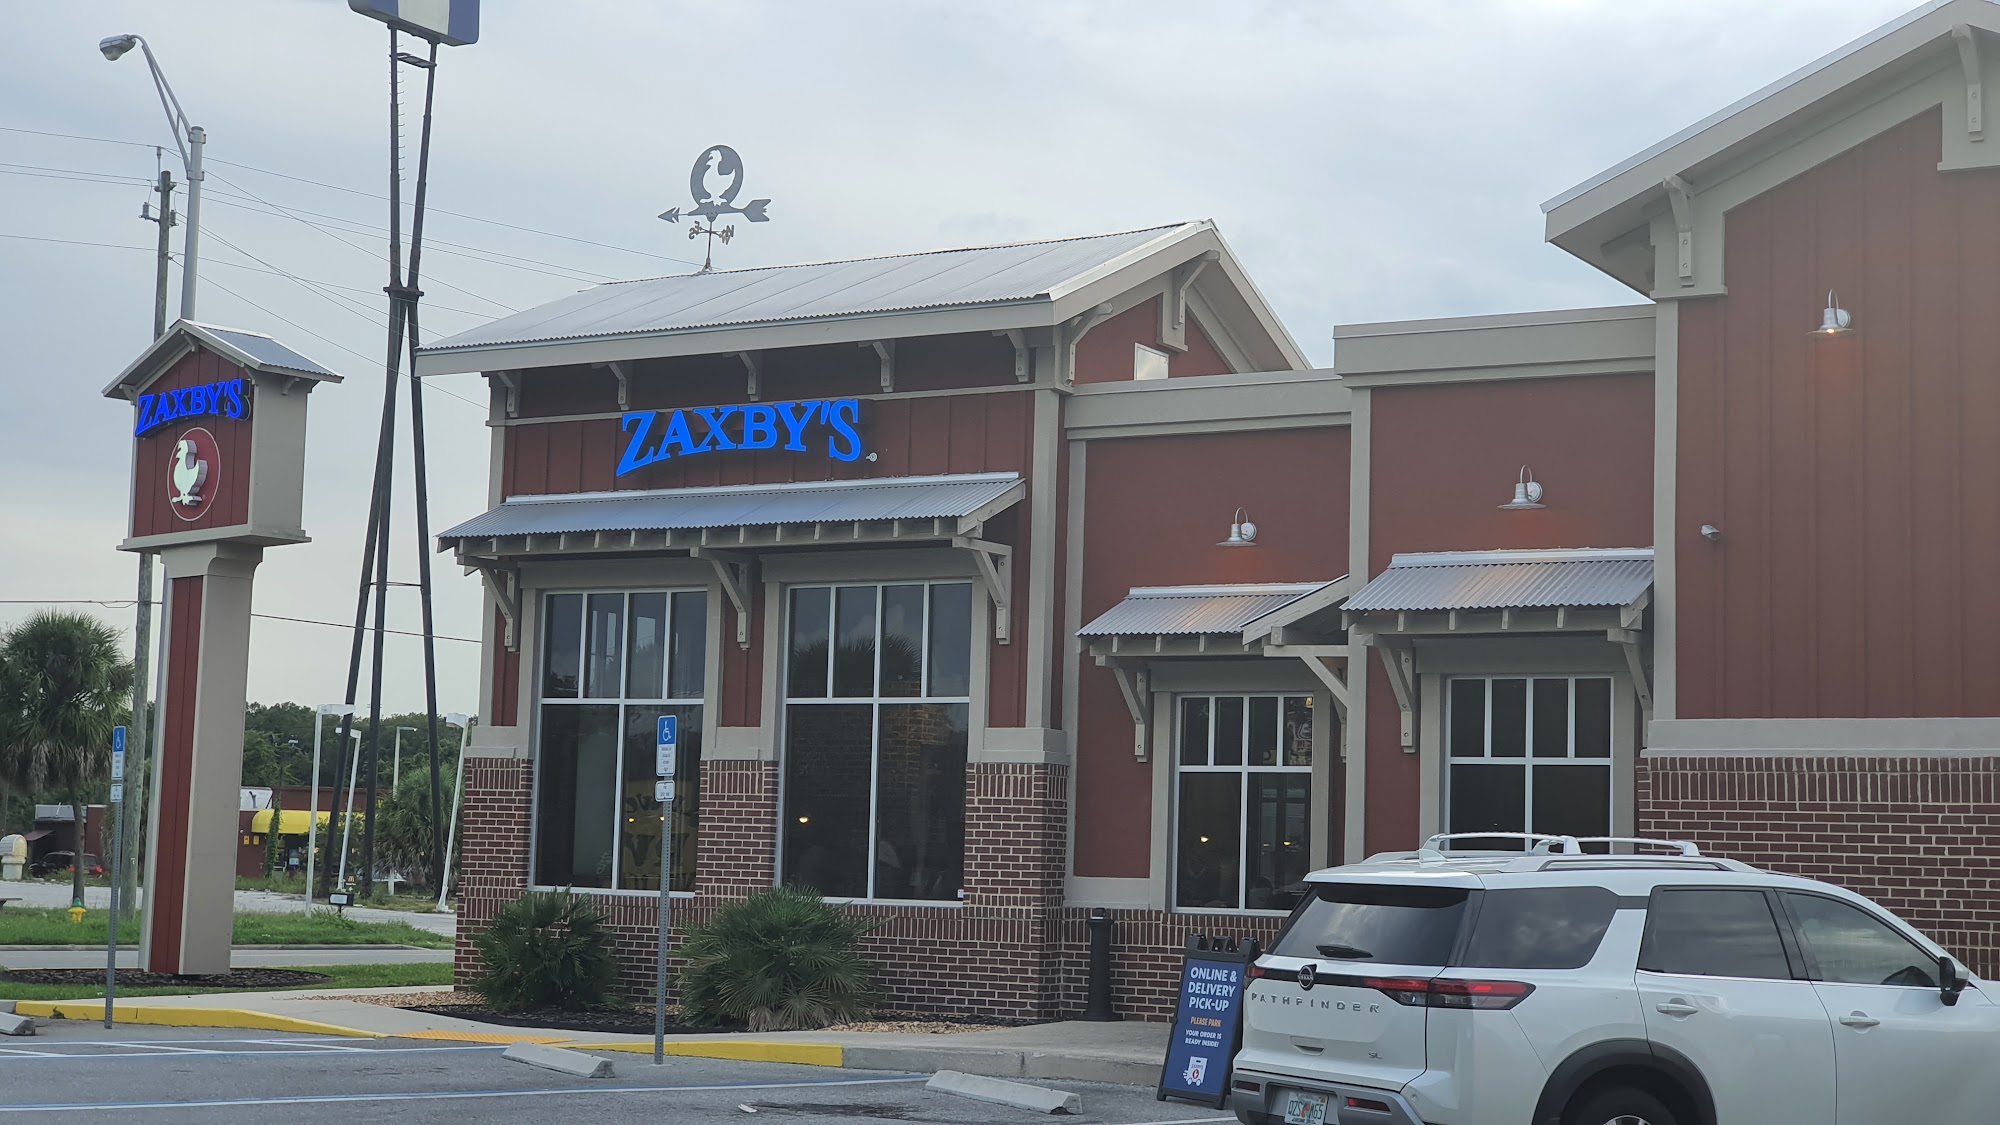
[{"left": 659, "top": 144, "right": 772, "bottom": 271}]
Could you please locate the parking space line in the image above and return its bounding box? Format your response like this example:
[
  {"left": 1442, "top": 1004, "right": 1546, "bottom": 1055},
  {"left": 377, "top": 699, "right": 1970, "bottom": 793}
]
[{"left": 0, "top": 1074, "right": 929, "bottom": 1112}]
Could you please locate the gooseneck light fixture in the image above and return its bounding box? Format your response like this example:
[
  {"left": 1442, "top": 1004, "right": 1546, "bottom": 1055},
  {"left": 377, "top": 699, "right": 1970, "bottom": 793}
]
[
  {"left": 99, "top": 33, "right": 204, "bottom": 322},
  {"left": 1217, "top": 507, "right": 1259, "bottom": 547},
  {"left": 1814, "top": 291, "right": 1854, "bottom": 337},
  {"left": 1499, "top": 466, "right": 1545, "bottom": 510}
]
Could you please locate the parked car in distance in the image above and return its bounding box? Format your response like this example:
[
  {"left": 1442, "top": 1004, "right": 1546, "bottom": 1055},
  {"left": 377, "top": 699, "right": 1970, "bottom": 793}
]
[
  {"left": 28, "top": 851, "right": 105, "bottom": 879},
  {"left": 1231, "top": 833, "right": 1996, "bottom": 1125}
]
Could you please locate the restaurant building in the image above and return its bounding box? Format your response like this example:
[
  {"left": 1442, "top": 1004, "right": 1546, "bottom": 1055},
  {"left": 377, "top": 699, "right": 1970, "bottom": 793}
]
[{"left": 419, "top": 0, "right": 2000, "bottom": 1018}]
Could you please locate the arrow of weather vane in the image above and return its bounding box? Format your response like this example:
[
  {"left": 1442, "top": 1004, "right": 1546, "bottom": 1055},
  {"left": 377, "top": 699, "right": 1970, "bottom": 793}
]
[{"left": 659, "top": 144, "right": 772, "bottom": 271}]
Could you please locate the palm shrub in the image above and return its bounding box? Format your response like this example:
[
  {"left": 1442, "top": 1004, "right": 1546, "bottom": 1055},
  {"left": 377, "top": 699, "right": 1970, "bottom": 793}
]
[
  {"left": 677, "top": 886, "right": 879, "bottom": 1031},
  {"left": 471, "top": 892, "right": 617, "bottom": 1012}
]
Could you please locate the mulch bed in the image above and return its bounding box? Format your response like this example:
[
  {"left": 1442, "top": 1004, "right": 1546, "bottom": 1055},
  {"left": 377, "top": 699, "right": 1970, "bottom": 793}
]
[
  {"left": 401, "top": 1003, "right": 727, "bottom": 1036},
  {"left": 1, "top": 967, "right": 333, "bottom": 990}
]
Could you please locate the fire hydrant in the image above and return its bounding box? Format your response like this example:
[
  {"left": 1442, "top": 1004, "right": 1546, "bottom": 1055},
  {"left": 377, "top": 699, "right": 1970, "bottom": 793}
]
[{"left": 67, "top": 905, "right": 86, "bottom": 924}]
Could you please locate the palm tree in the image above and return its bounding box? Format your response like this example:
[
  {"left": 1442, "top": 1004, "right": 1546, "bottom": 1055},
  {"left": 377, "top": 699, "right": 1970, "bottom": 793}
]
[{"left": 0, "top": 612, "right": 132, "bottom": 905}]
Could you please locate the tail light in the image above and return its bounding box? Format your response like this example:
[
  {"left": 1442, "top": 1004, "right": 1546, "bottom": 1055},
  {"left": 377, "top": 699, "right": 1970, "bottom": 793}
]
[
  {"left": 1247, "top": 964, "right": 1268, "bottom": 980},
  {"left": 1364, "top": 977, "right": 1533, "bottom": 1010}
]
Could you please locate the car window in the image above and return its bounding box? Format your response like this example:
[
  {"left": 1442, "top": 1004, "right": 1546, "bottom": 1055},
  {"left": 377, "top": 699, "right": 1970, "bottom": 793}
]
[
  {"left": 1461, "top": 886, "right": 1620, "bottom": 970},
  {"left": 1785, "top": 893, "right": 1938, "bottom": 989},
  {"left": 1269, "top": 882, "right": 1470, "bottom": 965},
  {"left": 1639, "top": 888, "right": 1793, "bottom": 979}
]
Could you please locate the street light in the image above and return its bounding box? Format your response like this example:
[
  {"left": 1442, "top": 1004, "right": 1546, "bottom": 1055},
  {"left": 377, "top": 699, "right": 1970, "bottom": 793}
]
[
  {"left": 307, "top": 704, "right": 354, "bottom": 904},
  {"left": 435, "top": 712, "right": 474, "bottom": 913},
  {"left": 99, "top": 33, "right": 204, "bottom": 322},
  {"left": 392, "top": 726, "right": 417, "bottom": 792},
  {"left": 338, "top": 728, "right": 365, "bottom": 892}
]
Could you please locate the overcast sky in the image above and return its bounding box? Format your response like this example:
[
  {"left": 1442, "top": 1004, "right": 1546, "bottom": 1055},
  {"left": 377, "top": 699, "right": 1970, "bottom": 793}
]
[{"left": 0, "top": 0, "right": 1922, "bottom": 715}]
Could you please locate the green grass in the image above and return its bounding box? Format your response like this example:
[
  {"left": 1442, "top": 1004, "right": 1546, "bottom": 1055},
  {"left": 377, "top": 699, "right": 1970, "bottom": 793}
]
[
  {"left": 0, "top": 961, "right": 453, "bottom": 1001},
  {"left": 0, "top": 907, "right": 451, "bottom": 949}
]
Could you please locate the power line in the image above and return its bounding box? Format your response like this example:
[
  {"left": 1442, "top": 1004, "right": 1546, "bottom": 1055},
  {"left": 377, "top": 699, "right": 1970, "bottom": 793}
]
[
  {"left": 0, "top": 231, "right": 152, "bottom": 252},
  {"left": 0, "top": 600, "right": 478, "bottom": 644},
  {"left": 0, "top": 125, "right": 156, "bottom": 150},
  {"left": 195, "top": 256, "right": 492, "bottom": 319}
]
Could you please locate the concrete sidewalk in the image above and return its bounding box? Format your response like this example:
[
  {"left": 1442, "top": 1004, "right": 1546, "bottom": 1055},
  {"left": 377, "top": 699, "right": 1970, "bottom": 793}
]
[
  {"left": 18, "top": 985, "right": 1170, "bottom": 1085},
  {"left": 0, "top": 878, "right": 456, "bottom": 937}
]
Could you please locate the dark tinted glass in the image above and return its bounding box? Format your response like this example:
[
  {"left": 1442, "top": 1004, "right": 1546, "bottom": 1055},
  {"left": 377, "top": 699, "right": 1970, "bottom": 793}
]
[
  {"left": 879, "top": 584, "right": 925, "bottom": 698},
  {"left": 873, "top": 703, "right": 967, "bottom": 901},
  {"left": 1448, "top": 762, "right": 1525, "bottom": 847},
  {"left": 669, "top": 590, "right": 707, "bottom": 699},
  {"left": 1213, "top": 696, "right": 1245, "bottom": 766},
  {"left": 832, "top": 587, "right": 878, "bottom": 697},
  {"left": 1532, "top": 764, "right": 1611, "bottom": 841},
  {"left": 583, "top": 594, "right": 624, "bottom": 698},
  {"left": 1176, "top": 772, "right": 1241, "bottom": 909},
  {"left": 1248, "top": 696, "right": 1279, "bottom": 767},
  {"left": 1270, "top": 883, "right": 1471, "bottom": 964},
  {"left": 1283, "top": 696, "right": 1313, "bottom": 766},
  {"left": 1491, "top": 679, "right": 1526, "bottom": 756},
  {"left": 626, "top": 593, "right": 668, "bottom": 700},
  {"left": 542, "top": 593, "right": 583, "bottom": 698},
  {"left": 926, "top": 583, "right": 973, "bottom": 697},
  {"left": 1641, "top": 889, "right": 1793, "bottom": 979},
  {"left": 1532, "top": 679, "right": 1570, "bottom": 757},
  {"left": 617, "top": 704, "right": 702, "bottom": 892},
  {"left": 1463, "top": 886, "right": 1619, "bottom": 969},
  {"left": 1180, "top": 696, "right": 1211, "bottom": 766},
  {"left": 1246, "top": 774, "right": 1310, "bottom": 911},
  {"left": 532, "top": 703, "right": 618, "bottom": 887},
  {"left": 781, "top": 703, "right": 872, "bottom": 897},
  {"left": 787, "top": 587, "right": 831, "bottom": 698},
  {"left": 1786, "top": 894, "right": 1938, "bottom": 988},
  {"left": 1574, "top": 678, "right": 1611, "bottom": 758},
  {"left": 1448, "top": 679, "right": 1485, "bottom": 757}
]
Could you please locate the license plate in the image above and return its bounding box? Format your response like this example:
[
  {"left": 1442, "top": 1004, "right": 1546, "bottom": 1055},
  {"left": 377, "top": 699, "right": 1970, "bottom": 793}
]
[{"left": 1282, "top": 1090, "right": 1329, "bottom": 1125}]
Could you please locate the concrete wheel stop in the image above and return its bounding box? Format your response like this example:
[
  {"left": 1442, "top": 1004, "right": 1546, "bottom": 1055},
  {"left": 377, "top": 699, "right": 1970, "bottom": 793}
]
[
  {"left": 502, "top": 1041, "right": 614, "bottom": 1078},
  {"left": 925, "top": 1070, "right": 1082, "bottom": 1114}
]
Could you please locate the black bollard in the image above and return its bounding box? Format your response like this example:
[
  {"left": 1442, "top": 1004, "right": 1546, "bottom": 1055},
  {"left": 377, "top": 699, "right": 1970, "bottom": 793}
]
[{"left": 1080, "top": 907, "right": 1121, "bottom": 1021}]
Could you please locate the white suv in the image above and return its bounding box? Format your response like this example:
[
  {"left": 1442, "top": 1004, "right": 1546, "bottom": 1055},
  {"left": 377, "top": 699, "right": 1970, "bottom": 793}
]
[{"left": 1229, "top": 834, "right": 1999, "bottom": 1125}]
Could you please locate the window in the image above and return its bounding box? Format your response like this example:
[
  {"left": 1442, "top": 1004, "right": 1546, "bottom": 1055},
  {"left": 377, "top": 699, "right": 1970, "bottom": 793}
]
[
  {"left": 1446, "top": 676, "right": 1612, "bottom": 849},
  {"left": 534, "top": 589, "right": 707, "bottom": 892},
  {"left": 1269, "top": 882, "right": 1469, "bottom": 964},
  {"left": 1785, "top": 893, "right": 1938, "bottom": 989},
  {"left": 1175, "top": 694, "right": 1314, "bottom": 912},
  {"left": 781, "top": 582, "right": 973, "bottom": 902},
  {"left": 1461, "top": 886, "right": 1620, "bottom": 970},
  {"left": 1640, "top": 888, "right": 1794, "bottom": 980},
  {"left": 1133, "top": 343, "right": 1170, "bottom": 381}
]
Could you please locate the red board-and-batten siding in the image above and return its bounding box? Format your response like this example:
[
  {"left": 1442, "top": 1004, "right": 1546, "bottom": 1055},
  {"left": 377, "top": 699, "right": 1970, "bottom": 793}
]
[
  {"left": 1362, "top": 375, "right": 1655, "bottom": 854},
  {"left": 130, "top": 350, "right": 254, "bottom": 539},
  {"left": 1678, "top": 106, "right": 2000, "bottom": 720},
  {"left": 149, "top": 575, "right": 204, "bottom": 972}
]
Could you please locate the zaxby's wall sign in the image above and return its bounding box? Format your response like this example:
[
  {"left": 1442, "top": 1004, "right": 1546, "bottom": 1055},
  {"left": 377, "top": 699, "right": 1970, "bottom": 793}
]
[
  {"left": 617, "top": 398, "right": 865, "bottom": 476},
  {"left": 135, "top": 377, "right": 250, "bottom": 437}
]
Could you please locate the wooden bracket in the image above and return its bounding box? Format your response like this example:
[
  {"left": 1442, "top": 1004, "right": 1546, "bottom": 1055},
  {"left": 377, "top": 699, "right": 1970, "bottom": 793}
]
[
  {"left": 1608, "top": 627, "right": 1654, "bottom": 722},
  {"left": 1373, "top": 639, "right": 1417, "bottom": 749},
  {"left": 1004, "top": 329, "right": 1031, "bottom": 383},
  {"left": 692, "top": 547, "right": 754, "bottom": 648},
  {"left": 605, "top": 360, "right": 635, "bottom": 411},
  {"left": 1061, "top": 303, "right": 1116, "bottom": 386},
  {"left": 492, "top": 370, "right": 521, "bottom": 418},
  {"left": 952, "top": 535, "right": 1013, "bottom": 644},
  {"left": 1159, "top": 250, "right": 1217, "bottom": 353},
  {"left": 1957, "top": 24, "right": 1986, "bottom": 140},
  {"left": 863, "top": 340, "right": 896, "bottom": 393},
  {"left": 1261, "top": 644, "right": 1349, "bottom": 720},
  {"left": 1663, "top": 174, "right": 1695, "bottom": 286},
  {"left": 734, "top": 351, "right": 762, "bottom": 400},
  {"left": 1102, "top": 658, "right": 1152, "bottom": 761},
  {"left": 480, "top": 565, "right": 521, "bottom": 652}
]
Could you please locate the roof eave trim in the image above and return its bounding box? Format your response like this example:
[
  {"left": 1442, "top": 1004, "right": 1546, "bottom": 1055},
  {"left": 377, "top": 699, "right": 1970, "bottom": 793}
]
[{"left": 102, "top": 321, "right": 342, "bottom": 400}]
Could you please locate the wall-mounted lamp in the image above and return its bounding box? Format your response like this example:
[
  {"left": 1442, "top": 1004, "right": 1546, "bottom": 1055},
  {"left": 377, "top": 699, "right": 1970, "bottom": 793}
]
[
  {"left": 1217, "top": 507, "right": 1259, "bottom": 547},
  {"left": 1700, "top": 524, "right": 1722, "bottom": 541},
  {"left": 1813, "top": 291, "right": 1854, "bottom": 337},
  {"left": 1499, "top": 466, "right": 1545, "bottom": 510}
]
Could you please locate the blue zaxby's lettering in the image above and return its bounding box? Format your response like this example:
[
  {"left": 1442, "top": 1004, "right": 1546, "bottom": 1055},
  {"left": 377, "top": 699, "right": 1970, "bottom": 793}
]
[
  {"left": 617, "top": 398, "right": 864, "bottom": 475},
  {"left": 135, "top": 378, "right": 249, "bottom": 437}
]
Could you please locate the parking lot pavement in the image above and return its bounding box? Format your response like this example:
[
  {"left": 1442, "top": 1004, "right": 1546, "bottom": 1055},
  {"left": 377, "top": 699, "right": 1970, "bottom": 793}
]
[{"left": 0, "top": 1023, "right": 1233, "bottom": 1124}]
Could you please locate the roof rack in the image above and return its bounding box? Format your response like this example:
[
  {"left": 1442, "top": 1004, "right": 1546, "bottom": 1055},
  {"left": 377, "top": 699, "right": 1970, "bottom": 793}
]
[
  {"left": 1555, "top": 836, "right": 1703, "bottom": 857},
  {"left": 1421, "top": 832, "right": 1584, "bottom": 855}
]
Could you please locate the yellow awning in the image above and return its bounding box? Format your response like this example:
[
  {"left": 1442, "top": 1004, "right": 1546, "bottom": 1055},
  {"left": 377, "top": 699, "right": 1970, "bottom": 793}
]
[{"left": 250, "top": 809, "right": 330, "bottom": 835}]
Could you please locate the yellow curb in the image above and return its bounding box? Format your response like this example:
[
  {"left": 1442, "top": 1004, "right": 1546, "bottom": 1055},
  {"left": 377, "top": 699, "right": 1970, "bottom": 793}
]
[
  {"left": 588, "top": 1040, "right": 843, "bottom": 1067},
  {"left": 12, "top": 1001, "right": 380, "bottom": 1039},
  {"left": 395, "top": 1030, "right": 572, "bottom": 1044}
]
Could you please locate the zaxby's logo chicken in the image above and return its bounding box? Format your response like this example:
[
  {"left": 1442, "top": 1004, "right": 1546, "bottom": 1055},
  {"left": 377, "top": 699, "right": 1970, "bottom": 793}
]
[{"left": 169, "top": 426, "right": 221, "bottom": 521}]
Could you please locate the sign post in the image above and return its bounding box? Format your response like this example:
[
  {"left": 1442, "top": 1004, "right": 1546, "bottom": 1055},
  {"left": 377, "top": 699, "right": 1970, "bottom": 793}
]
[
  {"left": 105, "top": 725, "right": 127, "bottom": 1028},
  {"left": 652, "top": 714, "right": 678, "bottom": 1065},
  {"left": 1157, "top": 934, "right": 1259, "bottom": 1108}
]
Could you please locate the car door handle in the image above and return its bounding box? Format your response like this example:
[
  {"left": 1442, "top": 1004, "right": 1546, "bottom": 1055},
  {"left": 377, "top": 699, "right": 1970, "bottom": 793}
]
[
  {"left": 1655, "top": 1000, "right": 1699, "bottom": 1017},
  {"left": 1839, "top": 1013, "right": 1881, "bottom": 1030}
]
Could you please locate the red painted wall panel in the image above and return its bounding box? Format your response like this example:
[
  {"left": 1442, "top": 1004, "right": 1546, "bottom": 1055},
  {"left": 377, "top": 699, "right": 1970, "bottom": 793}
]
[
  {"left": 1073, "top": 427, "right": 1350, "bottom": 878},
  {"left": 1071, "top": 299, "right": 1236, "bottom": 385},
  {"left": 1175, "top": 314, "right": 1233, "bottom": 379},
  {"left": 150, "top": 575, "right": 203, "bottom": 971},
  {"left": 130, "top": 351, "right": 254, "bottom": 539},
  {"left": 1677, "top": 108, "right": 2000, "bottom": 719}
]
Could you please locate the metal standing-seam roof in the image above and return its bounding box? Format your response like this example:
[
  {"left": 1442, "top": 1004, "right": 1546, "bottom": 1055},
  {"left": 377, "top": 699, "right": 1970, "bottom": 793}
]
[
  {"left": 1343, "top": 548, "right": 1654, "bottom": 614},
  {"left": 438, "top": 472, "right": 1024, "bottom": 546},
  {"left": 102, "top": 319, "right": 343, "bottom": 400},
  {"left": 197, "top": 325, "right": 339, "bottom": 378},
  {"left": 419, "top": 224, "right": 1194, "bottom": 357},
  {"left": 1078, "top": 583, "right": 1332, "bottom": 638}
]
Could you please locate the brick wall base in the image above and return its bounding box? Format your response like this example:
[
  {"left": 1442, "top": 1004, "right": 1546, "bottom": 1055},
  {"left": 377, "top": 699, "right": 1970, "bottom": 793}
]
[{"left": 1640, "top": 755, "right": 2000, "bottom": 976}]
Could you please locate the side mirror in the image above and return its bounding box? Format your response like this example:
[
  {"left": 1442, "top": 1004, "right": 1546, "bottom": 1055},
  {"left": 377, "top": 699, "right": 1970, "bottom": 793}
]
[{"left": 1940, "top": 955, "right": 1967, "bottom": 1007}]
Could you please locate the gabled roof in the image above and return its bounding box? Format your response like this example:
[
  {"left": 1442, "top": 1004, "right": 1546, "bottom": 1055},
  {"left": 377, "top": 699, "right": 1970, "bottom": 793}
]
[
  {"left": 1544, "top": 0, "right": 1999, "bottom": 288},
  {"left": 102, "top": 320, "right": 341, "bottom": 400},
  {"left": 412, "top": 221, "right": 1305, "bottom": 375}
]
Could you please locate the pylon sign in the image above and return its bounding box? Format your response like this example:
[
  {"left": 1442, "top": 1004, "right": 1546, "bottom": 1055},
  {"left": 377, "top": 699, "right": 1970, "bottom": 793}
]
[
  {"left": 348, "top": 0, "right": 480, "bottom": 46},
  {"left": 102, "top": 321, "right": 340, "bottom": 975}
]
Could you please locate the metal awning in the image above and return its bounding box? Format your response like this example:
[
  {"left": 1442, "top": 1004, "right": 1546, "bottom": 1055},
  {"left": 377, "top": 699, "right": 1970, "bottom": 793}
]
[
  {"left": 1344, "top": 548, "right": 1654, "bottom": 615},
  {"left": 1079, "top": 583, "right": 1326, "bottom": 648}
]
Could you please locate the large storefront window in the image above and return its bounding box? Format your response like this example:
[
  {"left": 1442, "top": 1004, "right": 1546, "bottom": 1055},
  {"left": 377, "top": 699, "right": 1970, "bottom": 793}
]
[
  {"left": 535, "top": 589, "right": 706, "bottom": 891},
  {"left": 1174, "top": 694, "right": 1313, "bottom": 912},
  {"left": 1446, "top": 676, "right": 1611, "bottom": 848},
  {"left": 781, "top": 582, "right": 972, "bottom": 902}
]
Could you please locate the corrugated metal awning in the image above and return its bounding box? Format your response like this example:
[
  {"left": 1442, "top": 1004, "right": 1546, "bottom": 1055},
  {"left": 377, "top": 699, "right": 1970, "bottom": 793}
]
[
  {"left": 1344, "top": 548, "right": 1654, "bottom": 613},
  {"left": 1079, "top": 583, "right": 1331, "bottom": 638},
  {"left": 439, "top": 472, "right": 1024, "bottom": 552}
]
